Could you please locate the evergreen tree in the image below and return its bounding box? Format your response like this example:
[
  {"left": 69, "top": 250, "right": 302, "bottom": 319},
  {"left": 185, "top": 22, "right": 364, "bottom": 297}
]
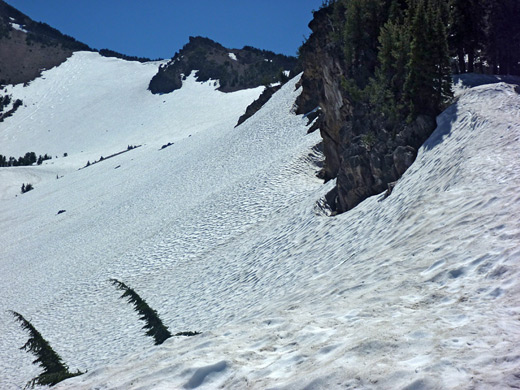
[
  {"left": 342, "top": 0, "right": 390, "bottom": 88},
  {"left": 110, "top": 279, "right": 172, "bottom": 345},
  {"left": 485, "top": 0, "right": 520, "bottom": 75},
  {"left": 21, "top": 183, "right": 34, "bottom": 193},
  {"left": 29, "top": 152, "right": 37, "bottom": 165},
  {"left": 20, "top": 152, "right": 37, "bottom": 166},
  {"left": 449, "top": 0, "right": 487, "bottom": 73},
  {"left": 10, "top": 311, "right": 82, "bottom": 388},
  {"left": 404, "top": 0, "right": 452, "bottom": 118},
  {"left": 388, "top": 0, "right": 407, "bottom": 21},
  {"left": 404, "top": 0, "right": 431, "bottom": 117},
  {"left": 370, "top": 18, "right": 411, "bottom": 127},
  {"left": 328, "top": 0, "right": 453, "bottom": 128},
  {"left": 430, "top": 0, "right": 453, "bottom": 107}
]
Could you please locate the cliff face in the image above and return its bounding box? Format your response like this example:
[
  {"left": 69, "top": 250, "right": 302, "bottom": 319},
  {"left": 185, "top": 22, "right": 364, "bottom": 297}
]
[
  {"left": 149, "top": 36, "right": 298, "bottom": 94},
  {"left": 296, "top": 6, "right": 435, "bottom": 214},
  {"left": 296, "top": 7, "right": 349, "bottom": 183}
]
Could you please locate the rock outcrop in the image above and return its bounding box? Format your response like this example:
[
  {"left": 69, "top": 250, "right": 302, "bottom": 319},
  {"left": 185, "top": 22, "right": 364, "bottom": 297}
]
[
  {"left": 235, "top": 85, "right": 281, "bottom": 127},
  {"left": 296, "top": 6, "right": 436, "bottom": 214},
  {"left": 149, "top": 36, "right": 298, "bottom": 94}
]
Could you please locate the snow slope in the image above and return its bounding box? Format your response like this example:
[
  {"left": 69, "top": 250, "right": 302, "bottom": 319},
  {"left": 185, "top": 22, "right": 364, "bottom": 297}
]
[{"left": 1, "top": 51, "right": 520, "bottom": 389}]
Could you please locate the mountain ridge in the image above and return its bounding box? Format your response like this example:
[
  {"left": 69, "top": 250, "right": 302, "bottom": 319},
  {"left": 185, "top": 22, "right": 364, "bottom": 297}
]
[
  {"left": 149, "top": 36, "right": 299, "bottom": 94},
  {"left": 0, "top": 0, "right": 90, "bottom": 85},
  {"left": 1, "top": 2, "right": 520, "bottom": 389}
]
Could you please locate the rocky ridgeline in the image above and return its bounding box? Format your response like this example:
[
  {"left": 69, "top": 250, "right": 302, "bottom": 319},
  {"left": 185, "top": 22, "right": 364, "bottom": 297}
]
[
  {"left": 296, "top": 6, "right": 435, "bottom": 214},
  {"left": 0, "top": 1, "right": 152, "bottom": 86},
  {"left": 149, "top": 36, "right": 298, "bottom": 94},
  {"left": 0, "top": 0, "right": 90, "bottom": 86}
]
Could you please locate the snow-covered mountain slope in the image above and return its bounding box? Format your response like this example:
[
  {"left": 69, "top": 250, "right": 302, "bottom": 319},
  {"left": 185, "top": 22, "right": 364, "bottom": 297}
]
[
  {"left": 0, "top": 52, "right": 318, "bottom": 389},
  {"left": 1, "top": 51, "right": 520, "bottom": 389},
  {"left": 0, "top": 51, "right": 263, "bottom": 195}
]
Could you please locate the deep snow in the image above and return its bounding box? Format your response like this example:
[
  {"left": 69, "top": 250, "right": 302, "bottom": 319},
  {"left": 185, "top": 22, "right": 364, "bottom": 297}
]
[{"left": 1, "top": 52, "right": 520, "bottom": 389}]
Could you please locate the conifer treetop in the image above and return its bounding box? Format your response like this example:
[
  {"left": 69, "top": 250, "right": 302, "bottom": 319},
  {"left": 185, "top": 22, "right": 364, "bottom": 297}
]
[
  {"left": 10, "top": 311, "right": 82, "bottom": 388},
  {"left": 110, "top": 278, "right": 173, "bottom": 345},
  {"left": 10, "top": 311, "right": 68, "bottom": 374}
]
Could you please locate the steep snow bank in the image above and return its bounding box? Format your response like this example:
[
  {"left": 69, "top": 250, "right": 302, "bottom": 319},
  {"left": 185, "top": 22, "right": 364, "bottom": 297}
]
[
  {"left": 0, "top": 53, "right": 318, "bottom": 389},
  {"left": 1, "top": 61, "right": 519, "bottom": 389},
  {"left": 60, "top": 79, "right": 520, "bottom": 389}
]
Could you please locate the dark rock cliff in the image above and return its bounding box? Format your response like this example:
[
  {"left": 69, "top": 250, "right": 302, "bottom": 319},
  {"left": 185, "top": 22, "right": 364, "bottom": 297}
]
[
  {"left": 235, "top": 84, "right": 281, "bottom": 127},
  {"left": 149, "top": 36, "right": 298, "bottom": 94},
  {"left": 296, "top": 6, "right": 436, "bottom": 214}
]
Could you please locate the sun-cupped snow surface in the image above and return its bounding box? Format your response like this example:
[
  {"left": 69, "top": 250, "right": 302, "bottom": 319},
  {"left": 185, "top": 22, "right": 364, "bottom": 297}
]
[
  {"left": 1, "top": 59, "right": 520, "bottom": 390},
  {"left": 0, "top": 52, "right": 319, "bottom": 389}
]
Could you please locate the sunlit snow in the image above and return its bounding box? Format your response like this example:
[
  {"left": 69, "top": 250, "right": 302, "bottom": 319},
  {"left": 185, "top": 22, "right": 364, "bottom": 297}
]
[
  {"left": 1, "top": 52, "right": 519, "bottom": 389},
  {"left": 9, "top": 22, "right": 28, "bottom": 33}
]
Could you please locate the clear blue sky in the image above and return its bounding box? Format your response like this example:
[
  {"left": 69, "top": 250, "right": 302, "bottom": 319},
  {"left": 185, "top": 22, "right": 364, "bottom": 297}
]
[{"left": 5, "top": 0, "right": 324, "bottom": 59}]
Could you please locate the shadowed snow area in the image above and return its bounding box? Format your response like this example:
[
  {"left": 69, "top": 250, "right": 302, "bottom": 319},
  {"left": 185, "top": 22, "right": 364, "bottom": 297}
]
[{"left": 1, "top": 52, "right": 520, "bottom": 389}]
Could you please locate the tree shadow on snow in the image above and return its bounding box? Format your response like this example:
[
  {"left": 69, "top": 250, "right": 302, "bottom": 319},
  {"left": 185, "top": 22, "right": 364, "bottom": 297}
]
[
  {"left": 453, "top": 73, "right": 520, "bottom": 89},
  {"left": 424, "top": 73, "right": 520, "bottom": 151},
  {"left": 422, "top": 104, "right": 459, "bottom": 151}
]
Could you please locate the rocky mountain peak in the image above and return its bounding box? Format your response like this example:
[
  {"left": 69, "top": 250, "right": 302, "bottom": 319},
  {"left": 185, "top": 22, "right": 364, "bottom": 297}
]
[
  {"left": 148, "top": 36, "right": 299, "bottom": 94},
  {"left": 0, "top": 0, "right": 90, "bottom": 85}
]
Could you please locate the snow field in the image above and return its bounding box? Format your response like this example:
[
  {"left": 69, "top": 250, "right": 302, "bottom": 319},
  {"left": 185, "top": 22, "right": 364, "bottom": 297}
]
[
  {"left": 58, "top": 79, "right": 520, "bottom": 389},
  {"left": 0, "top": 52, "right": 322, "bottom": 388},
  {"left": 0, "top": 50, "right": 519, "bottom": 389}
]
